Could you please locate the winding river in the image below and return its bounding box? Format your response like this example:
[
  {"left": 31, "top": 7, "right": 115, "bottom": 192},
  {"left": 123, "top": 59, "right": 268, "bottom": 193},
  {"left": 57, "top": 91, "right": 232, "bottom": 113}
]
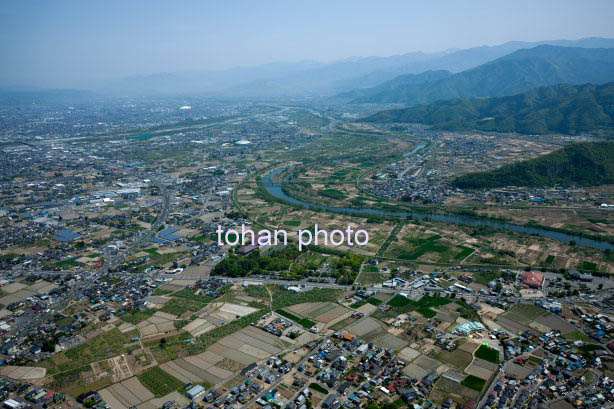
[{"left": 261, "top": 166, "right": 614, "bottom": 251}]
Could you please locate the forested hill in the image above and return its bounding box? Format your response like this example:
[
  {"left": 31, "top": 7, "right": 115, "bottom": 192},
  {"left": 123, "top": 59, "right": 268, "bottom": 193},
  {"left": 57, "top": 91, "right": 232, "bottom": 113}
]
[
  {"left": 360, "top": 82, "right": 614, "bottom": 135},
  {"left": 452, "top": 142, "right": 614, "bottom": 189},
  {"left": 350, "top": 45, "right": 614, "bottom": 104},
  {"left": 336, "top": 70, "right": 452, "bottom": 100}
]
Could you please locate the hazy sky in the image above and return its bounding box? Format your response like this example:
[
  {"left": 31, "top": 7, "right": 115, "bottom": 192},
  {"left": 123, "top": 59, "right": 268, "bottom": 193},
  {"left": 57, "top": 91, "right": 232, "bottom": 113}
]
[{"left": 2, "top": 0, "right": 614, "bottom": 88}]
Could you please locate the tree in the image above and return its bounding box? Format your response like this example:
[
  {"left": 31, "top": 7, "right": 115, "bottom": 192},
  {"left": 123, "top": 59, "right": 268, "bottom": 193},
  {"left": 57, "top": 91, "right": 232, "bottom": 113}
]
[
  {"left": 42, "top": 339, "right": 56, "bottom": 352},
  {"left": 160, "top": 337, "right": 167, "bottom": 348},
  {"left": 84, "top": 398, "right": 97, "bottom": 408}
]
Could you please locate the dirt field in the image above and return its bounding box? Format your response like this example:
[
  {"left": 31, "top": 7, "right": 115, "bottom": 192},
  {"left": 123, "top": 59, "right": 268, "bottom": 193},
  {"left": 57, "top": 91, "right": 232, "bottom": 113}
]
[
  {"left": 533, "top": 314, "right": 577, "bottom": 334},
  {"left": 0, "top": 365, "right": 46, "bottom": 379},
  {"left": 98, "top": 377, "right": 155, "bottom": 409}
]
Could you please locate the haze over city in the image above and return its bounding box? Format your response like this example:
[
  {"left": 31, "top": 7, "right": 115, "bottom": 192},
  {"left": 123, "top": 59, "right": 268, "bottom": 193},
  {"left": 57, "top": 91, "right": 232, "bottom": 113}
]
[{"left": 2, "top": 0, "right": 614, "bottom": 89}]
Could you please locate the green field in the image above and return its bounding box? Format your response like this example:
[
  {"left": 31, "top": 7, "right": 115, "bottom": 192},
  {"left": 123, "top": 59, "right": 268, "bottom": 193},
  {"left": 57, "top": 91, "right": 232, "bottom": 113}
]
[
  {"left": 461, "top": 375, "right": 486, "bottom": 392},
  {"left": 160, "top": 298, "right": 207, "bottom": 316},
  {"left": 578, "top": 344, "right": 605, "bottom": 353},
  {"left": 417, "top": 307, "right": 438, "bottom": 318},
  {"left": 545, "top": 255, "right": 555, "bottom": 264},
  {"left": 500, "top": 303, "right": 548, "bottom": 325},
  {"left": 245, "top": 285, "right": 269, "bottom": 298},
  {"left": 319, "top": 188, "right": 346, "bottom": 200},
  {"left": 357, "top": 271, "right": 386, "bottom": 285},
  {"left": 434, "top": 347, "right": 472, "bottom": 369},
  {"left": 469, "top": 270, "right": 501, "bottom": 287},
  {"left": 564, "top": 330, "right": 592, "bottom": 343},
  {"left": 270, "top": 287, "right": 342, "bottom": 310},
  {"left": 54, "top": 257, "right": 81, "bottom": 268},
  {"left": 137, "top": 366, "right": 185, "bottom": 397},
  {"left": 276, "top": 309, "right": 316, "bottom": 328},
  {"left": 309, "top": 383, "right": 329, "bottom": 394},
  {"left": 351, "top": 299, "right": 368, "bottom": 309},
  {"left": 367, "top": 297, "right": 383, "bottom": 306},
  {"left": 581, "top": 261, "right": 597, "bottom": 271},
  {"left": 276, "top": 309, "right": 302, "bottom": 321},
  {"left": 120, "top": 308, "right": 157, "bottom": 325},
  {"left": 475, "top": 345, "right": 499, "bottom": 363},
  {"left": 398, "top": 239, "right": 450, "bottom": 260},
  {"left": 388, "top": 295, "right": 451, "bottom": 315},
  {"left": 454, "top": 245, "right": 475, "bottom": 260},
  {"left": 58, "top": 328, "right": 131, "bottom": 372},
  {"left": 283, "top": 220, "right": 301, "bottom": 226},
  {"left": 152, "top": 288, "right": 174, "bottom": 296}
]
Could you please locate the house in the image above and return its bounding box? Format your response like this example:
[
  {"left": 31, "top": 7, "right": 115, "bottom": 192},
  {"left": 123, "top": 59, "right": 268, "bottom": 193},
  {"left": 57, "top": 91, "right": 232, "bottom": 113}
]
[
  {"left": 322, "top": 395, "right": 341, "bottom": 409},
  {"left": 186, "top": 385, "right": 206, "bottom": 400},
  {"left": 520, "top": 272, "right": 545, "bottom": 289},
  {"left": 237, "top": 245, "right": 258, "bottom": 255}
]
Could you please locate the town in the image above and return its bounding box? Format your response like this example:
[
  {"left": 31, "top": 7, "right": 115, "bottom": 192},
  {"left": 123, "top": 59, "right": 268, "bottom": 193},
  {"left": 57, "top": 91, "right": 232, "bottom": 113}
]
[{"left": 2, "top": 4, "right": 614, "bottom": 409}]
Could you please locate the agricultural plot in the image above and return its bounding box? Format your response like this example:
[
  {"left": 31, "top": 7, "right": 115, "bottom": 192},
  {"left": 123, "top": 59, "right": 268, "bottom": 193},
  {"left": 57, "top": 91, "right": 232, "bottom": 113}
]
[
  {"left": 505, "top": 363, "right": 534, "bottom": 380},
  {"left": 533, "top": 314, "right": 577, "bottom": 335},
  {"left": 137, "top": 311, "right": 178, "bottom": 337},
  {"left": 117, "top": 322, "right": 138, "bottom": 334},
  {"left": 461, "top": 375, "right": 487, "bottom": 392},
  {"left": 159, "top": 298, "right": 206, "bottom": 316},
  {"left": 402, "top": 353, "right": 443, "bottom": 380},
  {"left": 371, "top": 333, "right": 407, "bottom": 350},
  {"left": 351, "top": 297, "right": 383, "bottom": 308},
  {"left": 499, "top": 304, "right": 548, "bottom": 325},
  {"left": 98, "top": 375, "right": 161, "bottom": 409},
  {"left": 346, "top": 316, "right": 407, "bottom": 348},
  {"left": 384, "top": 230, "right": 475, "bottom": 263},
  {"left": 397, "top": 347, "right": 421, "bottom": 363},
  {"left": 169, "top": 326, "right": 286, "bottom": 386},
  {"left": 276, "top": 309, "right": 316, "bottom": 328},
  {"left": 213, "top": 303, "right": 259, "bottom": 319},
  {"left": 137, "top": 366, "right": 186, "bottom": 398},
  {"left": 329, "top": 316, "right": 358, "bottom": 331},
  {"left": 0, "top": 287, "right": 36, "bottom": 305},
  {"left": 435, "top": 348, "right": 473, "bottom": 370},
  {"left": 496, "top": 303, "right": 564, "bottom": 336},
  {"left": 51, "top": 328, "right": 134, "bottom": 374},
  {"left": 182, "top": 318, "right": 217, "bottom": 337},
  {"left": 285, "top": 302, "right": 352, "bottom": 328},
  {"left": 430, "top": 376, "right": 479, "bottom": 406},
  {"left": 464, "top": 358, "right": 498, "bottom": 380},
  {"left": 346, "top": 317, "right": 383, "bottom": 337},
  {"left": 388, "top": 295, "right": 451, "bottom": 317},
  {"left": 0, "top": 365, "right": 46, "bottom": 380},
  {"left": 474, "top": 345, "right": 499, "bottom": 363},
  {"left": 386, "top": 234, "right": 450, "bottom": 261},
  {"left": 357, "top": 271, "right": 387, "bottom": 285}
]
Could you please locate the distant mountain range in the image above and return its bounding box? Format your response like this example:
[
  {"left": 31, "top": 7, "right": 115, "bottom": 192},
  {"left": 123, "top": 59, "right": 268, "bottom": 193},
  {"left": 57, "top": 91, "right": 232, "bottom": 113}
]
[
  {"left": 346, "top": 45, "right": 614, "bottom": 104},
  {"left": 452, "top": 142, "right": 614, "bottom": 188},
  {"left": 101, "top": 37, "right": 614, "bottom": 96},
  {"left": 360, "top": 82, "right": 614, "bottom": 135}
]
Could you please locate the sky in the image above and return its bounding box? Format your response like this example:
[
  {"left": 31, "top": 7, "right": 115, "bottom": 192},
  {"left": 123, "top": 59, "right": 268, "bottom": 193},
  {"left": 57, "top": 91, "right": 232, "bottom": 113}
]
[{"left": 2, "top": 0, "right": 614, "bottom": 89}]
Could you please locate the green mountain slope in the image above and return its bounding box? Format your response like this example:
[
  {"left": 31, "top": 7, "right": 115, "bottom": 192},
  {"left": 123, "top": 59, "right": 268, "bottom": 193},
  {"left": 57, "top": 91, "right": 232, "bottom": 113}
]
[
  {"left": 350, "top": 45, "right": 614, "bottom": 104},
  {"left": 337, "top": 70, "right": 452, "bottom": 99},
  {"left": 453, "top": 142, "right": 614, "bottom": 188},
  {"left": 360, "top": 82, "right": 614, "bottom": 134}
]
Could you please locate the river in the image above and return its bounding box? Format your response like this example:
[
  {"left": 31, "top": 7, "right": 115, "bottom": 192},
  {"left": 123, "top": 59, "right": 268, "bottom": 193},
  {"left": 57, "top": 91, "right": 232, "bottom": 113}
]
[{"left": 261, "top": 166, "right": 614, "bottom": 251}]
